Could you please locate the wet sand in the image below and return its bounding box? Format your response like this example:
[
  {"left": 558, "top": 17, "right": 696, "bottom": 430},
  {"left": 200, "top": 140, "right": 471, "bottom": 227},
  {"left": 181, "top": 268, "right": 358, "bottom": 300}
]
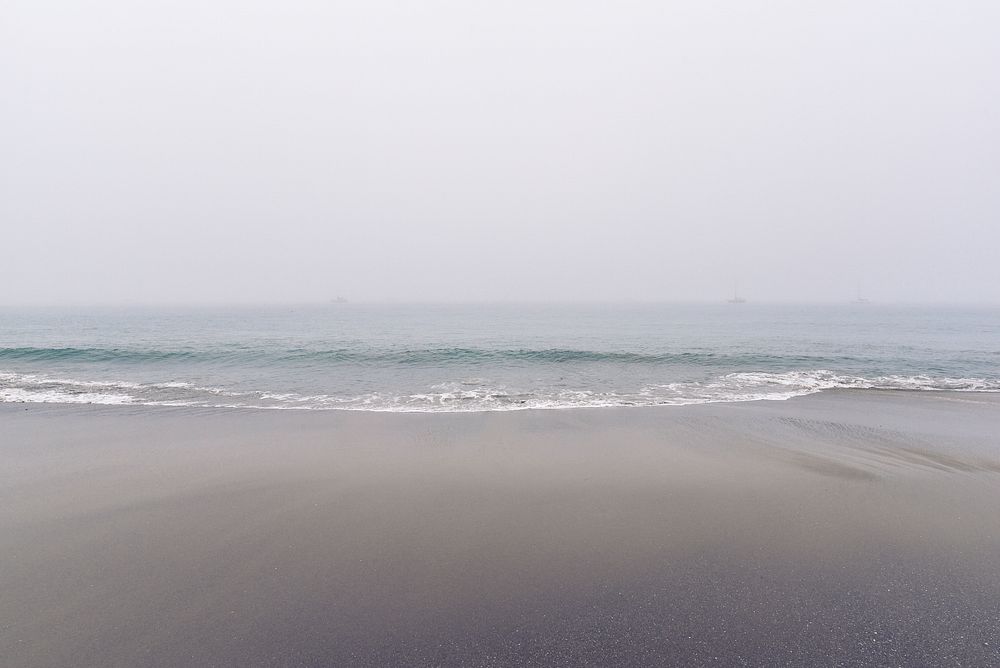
[{"left": 2, "top": 391, "right": 999, "bottom": 666}]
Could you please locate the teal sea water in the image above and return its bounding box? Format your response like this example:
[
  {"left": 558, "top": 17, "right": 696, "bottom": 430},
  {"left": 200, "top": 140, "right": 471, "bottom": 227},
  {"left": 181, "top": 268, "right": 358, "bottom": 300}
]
[{"left": 1, "top": 304, "right": 998, "bottom": 411}]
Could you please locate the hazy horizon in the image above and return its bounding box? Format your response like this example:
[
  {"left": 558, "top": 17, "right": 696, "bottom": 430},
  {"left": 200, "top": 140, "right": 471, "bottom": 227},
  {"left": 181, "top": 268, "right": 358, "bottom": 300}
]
[
  {"left": 4, "top": 298, "right": 1000, "bottom": 309},
  {"left": 4, "top": 1, "right": 999, "bottom": 305}
]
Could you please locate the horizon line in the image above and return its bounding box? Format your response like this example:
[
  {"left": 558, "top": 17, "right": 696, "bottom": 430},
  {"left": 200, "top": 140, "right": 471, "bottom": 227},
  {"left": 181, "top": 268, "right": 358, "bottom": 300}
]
[{"left": 2, "top": 299, "right": 999, "bottom": 308}]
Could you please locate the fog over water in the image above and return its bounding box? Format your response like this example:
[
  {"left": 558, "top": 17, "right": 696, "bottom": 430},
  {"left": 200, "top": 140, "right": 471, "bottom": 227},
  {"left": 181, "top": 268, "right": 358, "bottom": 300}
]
[{"left": 3, "top": 1, "right": 998, "bottom": 305}]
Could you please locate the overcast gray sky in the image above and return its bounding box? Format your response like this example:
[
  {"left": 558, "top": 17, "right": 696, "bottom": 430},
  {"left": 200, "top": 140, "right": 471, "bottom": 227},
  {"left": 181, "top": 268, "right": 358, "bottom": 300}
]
[{"left": 2, "top": 1, "right": 998, "bottom": 304}]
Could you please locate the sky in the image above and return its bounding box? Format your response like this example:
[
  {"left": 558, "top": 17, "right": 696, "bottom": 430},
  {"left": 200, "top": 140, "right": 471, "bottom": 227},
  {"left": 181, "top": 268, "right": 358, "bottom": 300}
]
[{"left": 2, "top": 1, "right": 999, "bottom": 304}]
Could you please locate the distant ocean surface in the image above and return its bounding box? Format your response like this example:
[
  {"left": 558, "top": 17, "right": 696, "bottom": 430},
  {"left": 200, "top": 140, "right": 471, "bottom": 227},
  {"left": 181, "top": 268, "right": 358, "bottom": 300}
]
[{"left": 1, "top": 304, "right": 998, "bottom": 412}]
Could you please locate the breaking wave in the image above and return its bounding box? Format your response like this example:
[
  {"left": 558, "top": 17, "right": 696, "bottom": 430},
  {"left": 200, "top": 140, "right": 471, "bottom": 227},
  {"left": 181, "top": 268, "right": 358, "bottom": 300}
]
[
  {"left": 0, "top": 345, "right": 853, "bottom": 368},
  {"left": 1, "top": 370, "right": 997, "bottom": 412}
]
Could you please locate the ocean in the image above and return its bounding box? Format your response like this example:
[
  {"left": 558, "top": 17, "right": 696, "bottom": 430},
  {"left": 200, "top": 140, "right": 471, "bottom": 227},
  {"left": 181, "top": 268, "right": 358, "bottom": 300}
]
[{"left": 1, "top": 303, "right": 998, "bottom": 411}]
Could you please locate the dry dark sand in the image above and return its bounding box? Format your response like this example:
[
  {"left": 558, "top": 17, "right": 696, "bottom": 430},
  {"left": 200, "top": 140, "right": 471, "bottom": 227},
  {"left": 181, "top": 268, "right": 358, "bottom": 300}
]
[{"left": 2, "top": 391, "right": 999, "bottom": 666}]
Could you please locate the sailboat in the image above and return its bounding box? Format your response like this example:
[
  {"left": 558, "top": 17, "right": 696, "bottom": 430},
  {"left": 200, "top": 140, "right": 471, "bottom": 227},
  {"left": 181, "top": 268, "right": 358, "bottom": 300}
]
[
  {"left": 853, "top": 284, "right": 869, "bottom": 304},
  {"left": 728, "top": 283, "right": 746, "bottom": 304}
]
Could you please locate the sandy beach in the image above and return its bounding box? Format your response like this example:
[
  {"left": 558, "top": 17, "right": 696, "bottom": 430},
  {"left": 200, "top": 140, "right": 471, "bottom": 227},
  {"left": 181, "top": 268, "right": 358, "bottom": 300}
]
[{"left": 2, "top": 391, "right": 999, "bottom": 666}]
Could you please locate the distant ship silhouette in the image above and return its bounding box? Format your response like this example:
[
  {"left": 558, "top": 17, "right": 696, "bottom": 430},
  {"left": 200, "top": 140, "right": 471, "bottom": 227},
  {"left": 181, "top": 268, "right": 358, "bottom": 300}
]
[
  {"left": 332, "top": 296, "right": 349, "bottom": 304},
  {"left": 728, "top": 284, "right": 746, "bottom": 304}
]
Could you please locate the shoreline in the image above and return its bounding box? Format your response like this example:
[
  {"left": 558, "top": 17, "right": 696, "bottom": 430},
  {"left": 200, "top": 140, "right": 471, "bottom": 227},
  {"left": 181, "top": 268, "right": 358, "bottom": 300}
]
[
  {"left": 2, "top": 390, "right": 999, "bottom": 666},
  {"left": 2, "top": 385, "right": 998, "bottom": 413}
]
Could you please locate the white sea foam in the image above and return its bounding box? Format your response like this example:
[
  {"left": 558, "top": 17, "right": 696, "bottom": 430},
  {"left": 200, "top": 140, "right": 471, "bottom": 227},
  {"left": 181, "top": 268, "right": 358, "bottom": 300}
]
[
  {"left": 1, "top": 369, "right": 997, "bottom": 412},
  {"left": 722, "top": 370, "right": 1000, "bottom": 394},
  {"left": 0, "top": 372, "right": 144, "bottom": 390},
  {"left": 0, "top": 386, "right": 136, "bottom": 405}
]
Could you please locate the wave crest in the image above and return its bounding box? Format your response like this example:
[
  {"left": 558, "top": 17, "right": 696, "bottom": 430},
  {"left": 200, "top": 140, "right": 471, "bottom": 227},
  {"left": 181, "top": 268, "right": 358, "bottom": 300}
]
[{"left": 0, "top": 344, "right": 851, "bottom": 367}]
